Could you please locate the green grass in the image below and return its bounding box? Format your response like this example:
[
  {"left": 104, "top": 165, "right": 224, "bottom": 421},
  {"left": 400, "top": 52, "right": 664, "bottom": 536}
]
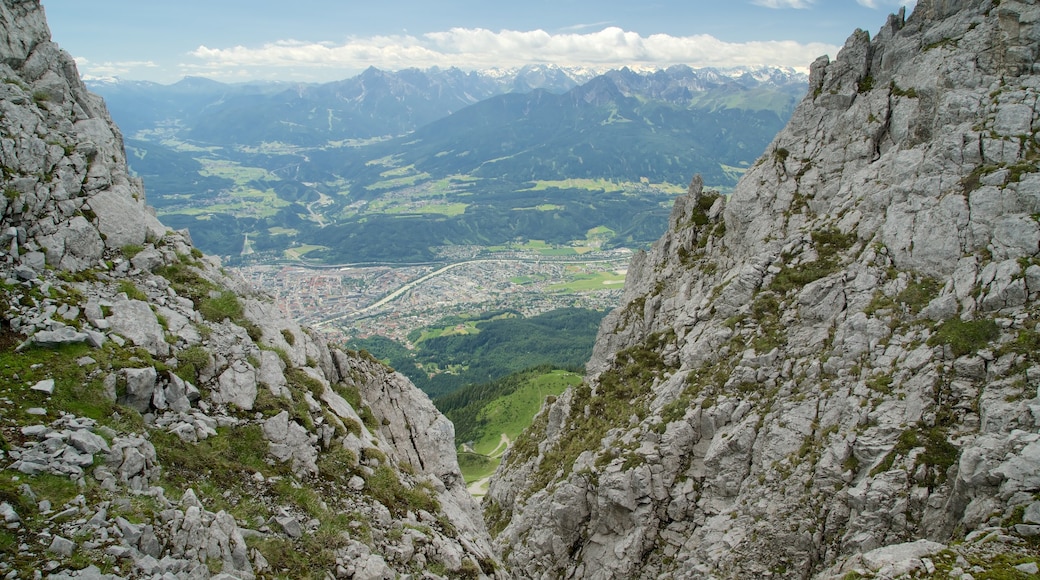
[
  {"left": 457, "top": 452, "right": 501, "bottom": 484},
  {"left": 0, "top": 338, "right": 147, "bottom": 429},
  {"left": 452, "top": 369, "right": 579, "bottom": 484},
  {"left": 385, "top": 202, "right": 469, "bottom": 216},
  {"left": 928, "top": 318, "right": 1000, "bottom": 357},
  {"left": 413, "top": 321, "right": 482, "bottom": 344},
  {"left": 522, "top": 178, "right": 631, "bottom": 193},
  {"left": 199, "top": 290, "right": 244, "bottom": 323},
  {"left": 364, "top": 171, "right": 431, "bottom": 191},
  {"left": 513, "top": 204, "right": 564, "bottom": 211},
  {"left": 283, "top": 244, "right": 329, "bottom": 260},
  {"left": 548, "top": 271, "right": 626, "bottom": 292},
  {"left": 196, "top": 158, "right": 278, "bottom": 184},
  {"left": 117, "top": 280, "right": 148, "bottom": 301},
  {"left": 471, "top": 370, "right": 578, "bottom": 455}
]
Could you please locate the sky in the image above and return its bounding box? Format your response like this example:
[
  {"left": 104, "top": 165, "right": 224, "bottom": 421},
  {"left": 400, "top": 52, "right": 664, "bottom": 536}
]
[{"left": 41, "top": 0, "right": 917, "bottom": 85}]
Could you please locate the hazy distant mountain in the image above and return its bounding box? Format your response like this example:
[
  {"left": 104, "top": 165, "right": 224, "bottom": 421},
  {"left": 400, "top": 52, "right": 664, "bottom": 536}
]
[
  {"left": 307, "top": 65, "right": 806, "bottom": 187},
  {"left": 89, "top": 65, "right": 805, "bottom": 148},
  {"left": 91, "top": 65, "right": 807, "bottom": 262},
  {"left": 88, "top": 65, "right": 597, "bottom": 146}
]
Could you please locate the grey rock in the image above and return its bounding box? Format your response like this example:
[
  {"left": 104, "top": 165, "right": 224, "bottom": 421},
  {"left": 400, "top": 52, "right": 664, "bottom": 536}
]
[
  {"left": 29, "top": 326, "right": 92, "bottom": 348},
  {"left": 488, "top": 2, "right": 1040, "bottom": 578},
  {"left": 47, "top": 535, "right": 76, "bottom": 557},
  {"left": 214, "top": 361, "right": 258, "bottom": 411},
  {"left": 29, "top": 378, "right": 54, "bottom": 394},
  {"left": 105, "top": 295, "right": 168, "bottom": 356},
  {"left": 0, "top": 2, "right": 498, "bottom": 575},
  {"left": 1024, "top": 501, "right": 1040, "bottom": 524},
  {"left": 119, "top": 367, "right": 157, "bottom": 413},
  {"left": 37, "top": 215, "right": 104, "bottom": 271},
  {"left": 69, "top": 430, "right": 109, "bottom": 455},
  {"left": 263, "top": 410, "right": 318, "bottom": 477},
  {"left": 129, "top": 247, "right": 164, "bottom": 271},
  {"left": 163, "top": 373, "right": 194, "bottom": 413},
  {"left": 0, "top": 502, "right": 19, "bottom": 523},
  {"left": 1015, "top": 562, "right": 1040, "bottom": 575},
  {"left": 274, "top": 511, "right": 302, "bottom": 539},
  {"left": 87, "top": 188, "right": 166, "bottom": 251}
]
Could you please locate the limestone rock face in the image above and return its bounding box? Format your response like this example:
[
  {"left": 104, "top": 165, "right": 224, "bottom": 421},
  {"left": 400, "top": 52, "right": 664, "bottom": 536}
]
[
  {"left": 490, "top": 1, "right": 1040, "bottom": 577},
  {"left": 0, "top": 2, "right": 498, "bottom": 576}
]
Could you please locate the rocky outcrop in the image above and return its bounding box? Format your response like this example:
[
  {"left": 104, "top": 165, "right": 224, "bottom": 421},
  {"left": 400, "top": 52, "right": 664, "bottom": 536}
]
[
  {"left": 489, "top": 1, "right": 1040, "bottom": 578},
  {"left": 0, "top": 1, "right": 497, "bottom": 577}
]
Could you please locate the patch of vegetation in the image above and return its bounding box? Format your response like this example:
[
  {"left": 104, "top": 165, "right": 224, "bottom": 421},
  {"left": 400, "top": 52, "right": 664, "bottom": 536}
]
[
  {"left": 890, "top": 82, "right": 918, "bottom": 98},
  {"left": 749, "top": 292, "right": 785, "bottom": 352},
  {"left": 121, "top": 244, "right": 145, "bottom": 259},
  {"left": 929, "top": 547, "right": 1039, "bottom": 579},
  {"left": 365, "top": 464, "right": 439, "bottom": 517},
  {"left": 688, "top": 191, "right": 721, "bottom": 227},
  {"left": 482, "top": 487, "right": 512, "bottom": 539},
  {"left": 896, "top": 275, "right": 942, "bottom": 315},
  {"left": 153, "top": 423, "right": 282, "bottom": 492},
  {"left": 333, "top": 382, "right": 378, "bottom": 430},
  {"left": 870, "top": 425, "right": 959, "bottom": 488},
  {"left": 199, "top": 290, "right": 243, "bottom": 323},
  {"left": 435, "top": 365, "right": 578, "bottom": 449},
  {"left": 248, "top": 510, "right": 354, "bottom": 579},
  {"left": 961, "top": 160, "right": 1039, "bottom": 195},
  {"left": 173, "top": 345, "right": 210, "bottom": 384},
  {"left": 155, "top": 262, "right": 217, "bottom": 305},
  {"left": 928, "top": 318, "right": 1000, "bottom": 357},
  {"left": 117, "top": 280, "right": 148, "bottom": 301},
  {"left": 351, "top": 307, "right": 605, "bottom": 398},
  {"left": 866, "top": 373, "right": 894, "bottom": 394},
  {"left": 769, "top": 226, "right": 858, "bottom": 293},
  {"left": 501, "top": 395, "right": 552, "bottom": 470},
  {"left": 923, "top": 37, "right": 958, "bottom": 51},
  {"left": 522, "top": 330, "right": 676, "bottom": 496}
]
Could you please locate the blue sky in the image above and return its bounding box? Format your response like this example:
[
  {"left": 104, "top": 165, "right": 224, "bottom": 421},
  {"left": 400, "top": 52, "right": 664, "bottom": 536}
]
[{"left": 41, "top": 0, "right": 916, "bottom": 84}]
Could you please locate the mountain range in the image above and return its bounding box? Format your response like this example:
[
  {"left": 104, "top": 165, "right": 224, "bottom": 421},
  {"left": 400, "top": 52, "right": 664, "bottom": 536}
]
[
  {"left": 88, "top": 64, "right": 807, "bottom": 263},
  {"left": 5, "top": 0, "right": 1039, "bottom": 578},
  {"left": 489, "top": 0, "right": 1040, "bottom": 576}
]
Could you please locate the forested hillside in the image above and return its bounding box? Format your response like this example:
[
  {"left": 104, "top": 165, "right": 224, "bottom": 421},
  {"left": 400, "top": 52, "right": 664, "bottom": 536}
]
[{"left": 348, "top": 307, "right": 606, "bottom": 398}]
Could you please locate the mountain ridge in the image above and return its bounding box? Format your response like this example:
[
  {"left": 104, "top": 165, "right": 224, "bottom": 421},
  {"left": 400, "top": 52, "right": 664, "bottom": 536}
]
[
  {"left": 0, "top": 1, "right": 498, "bottom": 576},
  {"left": 488, "top": 0, "right": 1040, "bottom": 577}
]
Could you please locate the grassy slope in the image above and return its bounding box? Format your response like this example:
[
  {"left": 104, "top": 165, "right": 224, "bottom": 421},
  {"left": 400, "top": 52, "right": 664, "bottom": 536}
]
[{"left": 453, "top": 369, "right": 580, "bottom": 484}]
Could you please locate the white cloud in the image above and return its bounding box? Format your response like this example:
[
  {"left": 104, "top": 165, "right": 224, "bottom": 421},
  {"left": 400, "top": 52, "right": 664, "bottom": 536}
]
[
  {"left": 750, "top": 0, "right": 814, "bottom": 8},
  {"left": 74, "top": 57, "right": 158, "bottom": 81},
  {"left": 856, "top": 0, "right": 917, "bottom": 8},
  {"left": 184, "top": 27, "right": 838, "bottom": 81}
]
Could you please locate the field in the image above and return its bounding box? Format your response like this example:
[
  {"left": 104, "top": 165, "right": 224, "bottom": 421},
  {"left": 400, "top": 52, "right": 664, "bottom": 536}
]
[
  {"left": 549, "top": 269, "right": 626, "bottom": 292},
  {"left": 455, "top": 369, "right": 582, "bottom": 494}
]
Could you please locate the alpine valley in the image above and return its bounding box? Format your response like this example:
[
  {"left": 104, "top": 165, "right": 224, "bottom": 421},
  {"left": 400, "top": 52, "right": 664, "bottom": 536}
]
[
  {"left": 1, "top": 1, "right": 1040, "bottom": 580},
  {"left": 88, "top": 64, "right": 807, "bottom": 263}
]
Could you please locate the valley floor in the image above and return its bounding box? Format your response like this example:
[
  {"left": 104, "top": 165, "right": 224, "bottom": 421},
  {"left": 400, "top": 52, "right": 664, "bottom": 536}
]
[{"left": 234, "top": 248, "right": 631, "bottom": 345}]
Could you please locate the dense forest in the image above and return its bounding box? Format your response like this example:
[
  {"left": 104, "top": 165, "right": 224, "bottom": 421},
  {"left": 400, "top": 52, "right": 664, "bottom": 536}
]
[{"left": 347, "top": 307, "right": 606, "bottom": 398}]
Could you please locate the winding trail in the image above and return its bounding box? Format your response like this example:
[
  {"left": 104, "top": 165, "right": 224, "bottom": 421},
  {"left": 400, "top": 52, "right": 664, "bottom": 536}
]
[{"left": 466, "top": 433, "right": 512, "bottom": 498}]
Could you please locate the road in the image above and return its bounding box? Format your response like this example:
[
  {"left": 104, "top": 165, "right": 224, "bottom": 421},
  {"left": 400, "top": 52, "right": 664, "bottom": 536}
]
[{"left": 313, "top": 254, "right": 626, "bottom": 328}]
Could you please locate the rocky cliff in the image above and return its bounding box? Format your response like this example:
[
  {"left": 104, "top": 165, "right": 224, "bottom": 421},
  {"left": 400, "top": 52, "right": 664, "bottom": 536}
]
[
  {"left": 488, "top": 0, "right": 1040, "bottom": 577},
  {"left": 0, "top": 1, "right": 496, "bottom": 577}
]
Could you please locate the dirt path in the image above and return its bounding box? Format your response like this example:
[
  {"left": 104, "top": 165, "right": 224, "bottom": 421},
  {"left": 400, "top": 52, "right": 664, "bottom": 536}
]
[
  {"left": 488, "top": 433, "right": 511, "bottom": 459},
  {"left": 467, "top": 475, "right": 491, "bottom": 498},
  {"left": 466, "top": 433, "right": 512, "bottom": 498}
]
